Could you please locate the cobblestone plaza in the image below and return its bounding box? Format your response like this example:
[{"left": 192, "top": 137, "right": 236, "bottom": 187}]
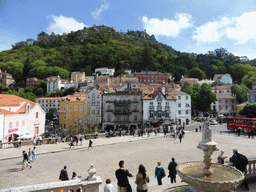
[{"left": 0, "top": 131, "right": 255, "bottom": 191}]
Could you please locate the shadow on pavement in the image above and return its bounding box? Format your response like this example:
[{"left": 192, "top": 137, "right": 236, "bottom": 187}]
[{"left": 8, "top": 168, "right": 22, "bottom": 172}]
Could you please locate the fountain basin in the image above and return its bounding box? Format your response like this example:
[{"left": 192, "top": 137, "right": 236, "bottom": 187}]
[{"left": 177, "top": 161, "right": 244, "bottom": 192}]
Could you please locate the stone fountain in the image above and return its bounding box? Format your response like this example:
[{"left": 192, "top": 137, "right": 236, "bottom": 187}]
[{"left": 177, "top": 120, "right": 245, "bottom": 192}]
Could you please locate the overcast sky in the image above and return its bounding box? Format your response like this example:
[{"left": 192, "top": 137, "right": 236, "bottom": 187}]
[{"left": 1, "top": 0, "right": 256, "bottom": 59}]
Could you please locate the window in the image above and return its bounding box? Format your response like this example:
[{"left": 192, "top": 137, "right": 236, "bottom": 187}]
[
  {"left": 150, "top": 113, "right": 154, "bottom": 117},
  {"left": 134, "top": 96, "right": 137, "bottom": 101},
  {"left": 80, "top": 106, "right": 83, "bottom": 111},
  {"left": 158, "top": 112, "right": 162, "bottom": 117},
  {"left": 92, "top": 110, "right": 95, "bottom": 114},
  {"left": 186, "top": 110, "right": 189, "bottom": 114},
  {"left": 64, "top": 106, "right": 66, "bottom": 111},
  {"left": 107, "top": 105, "right": 111, "bottom": 110},
  {"left": 166, "top": 102, "right": 169, "bottom": 106},
  {"left": 97, "top": 110, "right": 100, "bottom": 115},
  {"left": 35, "top": 127, "right": 39, "bottom": 135},
  {"left": 69, "top": 106, "right": 72, "bottom": 111},
  {"left": 219, "top": 90, "right": 221, "bottom": 93},
  {"left": 87, "top": 101, "right": 91, "bottom": 106},
  {"left": 219, "top": 106, "right": 222, "bottom": 110},
  {"left": 186, "top": 96, "right": 188, "bottom": 100},
  {"left": 107, "top": 115, "right": 111, "bottom": 122},
  {"left": 134, "top": 115, "right": 137, "bottom": 121},
  {"left": 16, "top": 121, "right": 19, "bottom": 127},
  {"left": 88, "top": 94, "right": 90, "bottom": 98},
  {"left": 22, "top": 121, "right": 25, "bottom": 126},
  {"left": 69, "top": 115, "right": 72, "bottom": 120},
  {"left": 92, "top": 101, "right": 95, "bottom": 106},
  {"left": 36, "top": 112, "right": 38, "bottom": 118},
  {"left": 64, "top": 115, "right": 66, "bottom": 120},
  {"left": 232, "top": 100, "right": 234, "bottom": 103},
  {"left": 166, "top": 113, "right": 169, "bottom": 117},
  {"left": 133, "top": 105, "right": 137, "bottom": 110},
  {"left": 178, "top": 110, "right": 181, "bottom": 115},
  {"left": 225, "top": 100, "right": 228, "bottom": 103},
  {"left": 97, "top": 94, "right": 99, "bottom": 98},
  {"left": 9, "top": 122, "right": 12, "bottom": 129},
  {"left": 219, "top": 100, "right": 221, "bottom": 103},
  {"left": 232, "top": 105, "right": 235, "bottom": 110},
  {"left": 178, "top": 103, "right": 181, "bottom": 107},
  {"left": 92, "top": 93, "right": 95, "bottom": 98},
  {"left": 178, "top": 96, "right": 181, "bottom": 100},
  {"left": 150, "top": 102, "right": 153, "bottom": 106},
  {"left": 225, "top": 105, "right": 228, "bottom": 110},
  {"left": 74, "top": 106, "right": 77, "bottom": 111},
  {"left": 158, "top": 102, "right": 161, "bottom": 106},
  {"left": 74, "top": 115, "right": 77, "bottom": 121}
]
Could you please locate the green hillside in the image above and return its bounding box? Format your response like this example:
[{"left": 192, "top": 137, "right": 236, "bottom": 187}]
[{"left": 0, "top": 25, "right": 255, "bottom": 85}]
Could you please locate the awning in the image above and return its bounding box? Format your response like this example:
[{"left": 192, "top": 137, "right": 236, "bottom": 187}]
[
  {"left": 150, "top": 121, "right": 158, "bottom": 123},
  {"left": 18, "top": 135, "right": 34, "bottom": 139},
  {"left": 8, "top": 127, "right": 29, "bottom": 136},
  {"left": 162, "top": 120, "right": 172, "bottom": 125}
]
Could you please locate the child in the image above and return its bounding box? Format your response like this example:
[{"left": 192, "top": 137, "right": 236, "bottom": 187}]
[{"left": 104, "top": 179, "right": 114, "bottom": 192}]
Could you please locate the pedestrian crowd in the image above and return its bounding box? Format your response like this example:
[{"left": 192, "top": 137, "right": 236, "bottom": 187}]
[{"left": 21, "top": 147, "right": 37, "bottom": 170}]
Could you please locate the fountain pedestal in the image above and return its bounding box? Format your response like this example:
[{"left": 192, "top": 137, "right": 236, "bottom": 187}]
[{"left": 177, "top": 121, "right": 245, "bottom": 192}]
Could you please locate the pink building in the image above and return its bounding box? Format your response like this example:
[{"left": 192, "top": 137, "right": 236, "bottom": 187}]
[{"left": 0, "top": 95, "right": 45, "bottom": 142}]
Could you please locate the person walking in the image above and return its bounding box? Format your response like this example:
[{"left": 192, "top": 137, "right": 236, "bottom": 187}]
[
  {"left": 22, "top": 150, "right": 32, "bottom": 170},
  {"left": 79, "top": 136, "right": 83, "bottom": 146},
  {"left": 59, "top": 166, "right": 69, "bottom": 181},
  {"left": 168, "top": 158, "right": 178, "bottom": 183},
  {"left": 69, "top": 140, "right": 74, "bottom": 149},
  {"left": 115, "top": 160, "right": 134, "bottom": 192},
  {"left": 179, "top": 132, "right": 183, "bottom": 143},
  {"left": 104, "top": 179, "right": 114, "bottom": 192},
  {"left": 135, "top": 164, "right": 150, "bottom": 192},
  {"left": 32, "top": 147, "right": 37, "bottom": 161},
  {"left": 39, "top": 136, "right": 43, "bottom": 145},
  {"left": 155, "top": 162, "right": 165, "bottom": 185},
  {"left": 28, "top": 148, "right": 33, "bottom": 163},
  {"left": 88, "top": 139, "right": 93, "bottom": 150},
  {"left": 250, "top": 130, "right": 254, "bottom": 139},
  {"left": 229, "top": 149, "right": 249, "bottom": 191}
]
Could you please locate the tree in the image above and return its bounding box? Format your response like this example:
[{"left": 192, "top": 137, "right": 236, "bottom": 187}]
[
  {"left": 188, "top": 67, "right": 206, "bottom": 80},
  {"left": 238, "top": 103, "right": 256, "bottom": 117},
  {"left": 46, "top": 108, "right": 57, "bottom": 120},
  {"left": 197, "top": 84, "right": 217, "bottom": 112},
  {"left": 231, "top": 84, "right": 248, "bottom": 104}
]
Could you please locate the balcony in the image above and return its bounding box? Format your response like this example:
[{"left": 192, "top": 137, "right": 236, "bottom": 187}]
[
  {"left": 165, "top": 106, "right": 170, "bottom": 110},
  {"left": 106, "top": 100, "right": 114, "bottom": 103},
  {"left": 114, "top": 100, "right": 131, "bottom": 105},
  {"left": 106, "top": 109, "right": 113, "bottom": 112},
  {"left": 157, "top": 106, "right": 162, "bottom": 110},
  {"left": 114, "top": 110, "right": 131, "bottom": 114},
  {"left": 149, "top": 106, "right": 154, "bottom": 110}
]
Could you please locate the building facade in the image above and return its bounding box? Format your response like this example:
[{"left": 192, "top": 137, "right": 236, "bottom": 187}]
[
  {"left": 71, "top": 72, "right": 85, "bottom": 82},
  {"left": 213, "top": 74, "right": 233, "bottom": 84},
  {"left": 0, "top": 70, "right": 15, "bottom": 87},
  {"left": 133, "top": 71, "right": 169, "bottom": 84},
  {"left": 211, "top": 94, "right": 237, "bottom": 116},
  {"left": 102, "top": 89, "right": 143, "bottom": 131},
  {"left": 247, "top": 81, "right": 256, "bottom": 103},
  {"left": 46, "top": 76, "right": 79, "bottom": 94},
  {"left": 85, "top": 88, "right": 102, "bottom": 130},
  {"left": 212, "top": 85, "right": 232, "bottom": 95},
  {"left": 26, "top": 77, "right": 40, "bottom": 88},
  {"left": 59, "top": 96, "right": 86, "bottom": 131},
  {"left": 36, "top": 97, "right": 62, "bottom": 112},
  {"left": 95, "top": 67, "right": 115, "bottom": 76},
  {"left": 143, "top": 90, "right": 176, "bottom": 127},
  {"left": 180, "top": 77, "right": 198, "bottom": 86},
  {"left": 0, "top": 94, "right": 45, "bottom": 142}
]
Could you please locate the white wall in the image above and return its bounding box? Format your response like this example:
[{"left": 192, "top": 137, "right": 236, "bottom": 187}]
[
  {"left": 176, "top": 94, "right": 191, "bottom": 124},
  {"left": 0, "top": 114, "right": 4, "bottom": 141}
]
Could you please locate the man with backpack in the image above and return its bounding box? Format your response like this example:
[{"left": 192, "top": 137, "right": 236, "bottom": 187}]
[{"left": 229, "top": 149, "right": 249, "bottom": 191}]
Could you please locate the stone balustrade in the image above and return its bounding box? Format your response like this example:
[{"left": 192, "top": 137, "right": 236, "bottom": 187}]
[
  {"left": 1, "top": 177, "right": 102, "bottom": 192},
  {"left": 1, "top": 164, "right": 102, "bottom": 192},
  {"left": 226, "top": 157, "right": 256, "bottom": 181}
]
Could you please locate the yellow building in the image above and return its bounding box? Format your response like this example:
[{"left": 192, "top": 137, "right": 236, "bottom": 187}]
[
  {"left": 59, "top": 96, "right": 86, "bottom": 133},
  {"left": 71, "top": 72, "right": 85, "bottom": 82}
]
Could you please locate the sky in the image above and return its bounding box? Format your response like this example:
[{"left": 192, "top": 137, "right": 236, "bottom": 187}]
[{"left": 1, "top": 0, "right": 256, "bottom": 59}]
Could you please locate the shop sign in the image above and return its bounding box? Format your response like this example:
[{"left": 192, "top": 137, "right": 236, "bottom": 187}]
[{"left": 8, "top": 128, "right": 18, "bottom": 133}]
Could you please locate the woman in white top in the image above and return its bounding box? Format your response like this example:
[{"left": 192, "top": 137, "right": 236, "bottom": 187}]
[{"left": 104, "top": 179, "right": 114, "bottom": 192}]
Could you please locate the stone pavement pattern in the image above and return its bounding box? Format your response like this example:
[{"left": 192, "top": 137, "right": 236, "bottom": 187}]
[{"left": 0, "top": 132, "right": 255, "bottom": 192}]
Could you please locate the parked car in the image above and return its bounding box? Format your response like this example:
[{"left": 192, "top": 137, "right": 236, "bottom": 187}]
[{"left": 210, "top": 120, "right": 218, "bottom": 125}]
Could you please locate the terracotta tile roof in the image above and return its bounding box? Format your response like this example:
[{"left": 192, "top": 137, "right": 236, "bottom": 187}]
[
  {"left": 15, "top": 103, "right": 26, "bottom": 114},
  {"left": 63, "top": 96, "right": 86, "bottom": 101},
  {"left": 0, "top": 94, "right": 35, "bottom": 107},
  {"left": 0, "top": 108, "right": 17, "bottom": 115},
  {"left": 142, "top": 90, "right": 176, "bottom": 100},
  {"left": 216, "top": 94, "right": 236, "bottom": 99},
  {"left": 212, "top": 85, "right": 232, "bottom": 90}
]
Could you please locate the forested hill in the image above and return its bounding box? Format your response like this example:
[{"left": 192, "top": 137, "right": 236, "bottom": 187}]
[{"left": 0, "top": 25, "right": 256, "bottom": 86}]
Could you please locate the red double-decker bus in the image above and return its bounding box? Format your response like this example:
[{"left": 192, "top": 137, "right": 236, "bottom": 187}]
[{"left": 227, "top": 117, "right": 256, "bottom": 132}]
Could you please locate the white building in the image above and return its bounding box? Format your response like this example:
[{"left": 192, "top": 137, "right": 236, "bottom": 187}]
[
  {"left": 0, "top": 94, "right": 45, "bottom": 142},
  {"left": 142, "top": 90, "right": 191, "bottom": 127},
  {"left": 36, "top": 97, "right": 62, "bottom": 112},
  {"left": 213, "top": 74, "right": 233, "bottom": 84},
  {"left": 95, "top": 67, "right": 115, "bottom": 76},
  {"left": 86, "top": 88, "right": 102, "bottom": 126},
  {"left": 46, "top": 76, "right": 79, "bottom": 94},
  {"left": 198, "top": 79, "right": 215, "bottom": 85}
]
